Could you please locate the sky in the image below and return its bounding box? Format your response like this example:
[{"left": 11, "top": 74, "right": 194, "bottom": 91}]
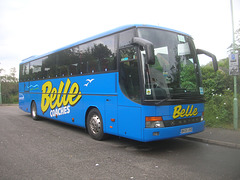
[{"left": 0, "top": 0, "right": 240, "bottom": 76}]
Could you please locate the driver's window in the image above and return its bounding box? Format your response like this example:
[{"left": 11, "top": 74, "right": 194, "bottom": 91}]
[{"left": 119, "top": 46, "right": 141, "bottom": 103}]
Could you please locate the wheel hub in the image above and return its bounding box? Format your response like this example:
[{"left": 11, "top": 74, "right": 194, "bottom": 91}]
[{"left": 90, "top": 115, "right": 101, "bottom": 134}]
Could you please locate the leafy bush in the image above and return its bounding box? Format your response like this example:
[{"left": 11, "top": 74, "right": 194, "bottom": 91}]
[
  {"left": 0, "top": 67, "right": 19, "bottom": 104},
  {"left": 201, "top": 58, "right": 240, "bottom": 128},
  {"left": 204, "top": 90, "right": 234, "bottom": 127},
  {"left": 1, "top": 82, "right": 19, "bottom": 104}
]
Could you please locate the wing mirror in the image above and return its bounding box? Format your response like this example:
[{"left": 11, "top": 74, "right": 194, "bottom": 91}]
[
  {"left": 196, "top": 49, "right": 218, "bottom": 71},
  {"left": 132, "top": 37, "right": 155, "bottom": 65}
]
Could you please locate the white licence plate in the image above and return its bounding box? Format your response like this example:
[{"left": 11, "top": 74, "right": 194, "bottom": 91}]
[{"left": 181, "top": 127, "right": 193, "bottom": 134}]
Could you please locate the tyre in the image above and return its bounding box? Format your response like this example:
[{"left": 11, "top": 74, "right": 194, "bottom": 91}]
[
  {"left": 86, "top": 108, "right": 106, "bottom": 141},
  {"left": 31, "top": 101, "right": 40, "bottom": 120}
]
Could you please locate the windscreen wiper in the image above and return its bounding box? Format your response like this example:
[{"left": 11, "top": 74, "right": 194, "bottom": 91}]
[{"left": 154, "top": 98, "right": 170, "bottom": 105}]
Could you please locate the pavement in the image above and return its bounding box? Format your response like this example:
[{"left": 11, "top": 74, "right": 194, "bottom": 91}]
[{"left": 184, "top": 127, "right": 240, "bottom": 149}]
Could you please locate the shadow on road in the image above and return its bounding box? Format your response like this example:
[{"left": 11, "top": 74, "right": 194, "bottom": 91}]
[{"left": 20, "top": 113, "right": 199, "bottom": 155}]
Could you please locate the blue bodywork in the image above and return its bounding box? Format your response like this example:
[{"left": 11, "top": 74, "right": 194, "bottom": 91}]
[{"left": 19, "top": 72, "right": 204, "bottom": 142}]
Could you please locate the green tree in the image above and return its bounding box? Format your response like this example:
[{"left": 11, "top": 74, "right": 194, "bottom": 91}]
[
  {"left": 0, "top": 67, "right": 19, "bottom": 104},
  {"left": 201, "top": 64, "right": 227, "bottom": 101}
]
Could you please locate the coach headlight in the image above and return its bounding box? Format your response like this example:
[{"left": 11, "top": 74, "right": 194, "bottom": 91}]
[{"left": 145, "top": 116, "right": 165, "bottom": 128}]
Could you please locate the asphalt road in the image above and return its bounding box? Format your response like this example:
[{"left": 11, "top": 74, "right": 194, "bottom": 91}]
[{"left": 1, "top": 105, "right": 240, "bottom": 180}]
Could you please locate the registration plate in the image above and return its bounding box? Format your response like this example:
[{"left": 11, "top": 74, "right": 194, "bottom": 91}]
[{"left": 181, "top": 127, "right": 193, "bottom": 134}]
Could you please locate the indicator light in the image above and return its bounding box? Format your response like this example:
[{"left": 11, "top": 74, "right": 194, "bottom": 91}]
[
  {"left": 145, "top": 116, "right": 163, "bottom": 122},
  {"left": 111, "top": 118, "right": 115, "bottom": 122}
]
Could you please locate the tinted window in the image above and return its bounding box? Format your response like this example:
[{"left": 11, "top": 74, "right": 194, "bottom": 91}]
[
  {"left": 57, "top": 50, "right": 70, "bottom": 77},
  {"left": 20, "top": 34, "right": 117, "bottom": 81},
  {"left": 80, "top": 42, "right": 96, "bottom": 73},
  {"left": 22, "top": 63, "right": 30, "bottom": 81},
  {"left": 69, "top": 46, "right": 80, "bottom": 76},
  {"left": 79, "top": 35, "right": 117, "bottom": 74},
  {"left": 19, "top": 64, "right": 24, "bottom": 82},
  {"left": 30, "top": 58, "right": 42, "bottom": 80},
  {"left": 119, "top": 46, "right": 141, "bottom": 103},
  {"left": 42, "top": 55, "right": 57, "bottom": 79}
]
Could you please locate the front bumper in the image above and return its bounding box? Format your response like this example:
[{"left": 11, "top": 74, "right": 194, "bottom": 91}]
[{"left": 143, "top": 121, "right": 205, "bottom": 142}]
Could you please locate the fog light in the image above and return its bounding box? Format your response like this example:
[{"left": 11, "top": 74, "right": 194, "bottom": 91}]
[{"left": 153, "top": 132, "right": 159, "bottom": 136}]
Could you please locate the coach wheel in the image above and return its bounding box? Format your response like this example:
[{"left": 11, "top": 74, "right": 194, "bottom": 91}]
[
  {"left": 31, "top": 101, "right": 39, "bottom": 120},
  {"left": 87, "top": 108, "right": 106, "bottom": 141}
]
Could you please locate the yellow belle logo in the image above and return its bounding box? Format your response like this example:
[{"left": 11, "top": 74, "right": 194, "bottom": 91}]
[
  {"left": 41, "top": 79, "right": 82, "bottom": 114},
  {"left": 173, "top": 105, "right": 198, "bottom": 119}
]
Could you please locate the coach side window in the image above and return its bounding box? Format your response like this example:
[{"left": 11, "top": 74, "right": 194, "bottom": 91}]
[
  {"left": 69, "top": 46, "right": 80, "bottom": 76},
  {"left": 80, "top": 42, "right": 96, "bottom": 74},
  {"left": 79, "top": 35, "right": 116, "bottom": 74},
  {"left": 30, "top": 58, "right": 43, "bottom": 80},
  {"left": 78, "top": 46, "right": 88, "bottom": 75},
  {"left": 57, "top": 50, "right": 70, "bottom": 77},
  {"left": 22, "top": 63, "right": 30, "bottom": 81},
  {"left": 94, "top": 35, "right": 117, "bottom": 72},
  {"left": 56, "top": 47, "right": 81, "bottom": 77},
  {"left": 19, "top": 64, "right": 24, "bottom": 82},
  {"left": 42, "top": 55, "right": 57, "bottom": 79}
]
